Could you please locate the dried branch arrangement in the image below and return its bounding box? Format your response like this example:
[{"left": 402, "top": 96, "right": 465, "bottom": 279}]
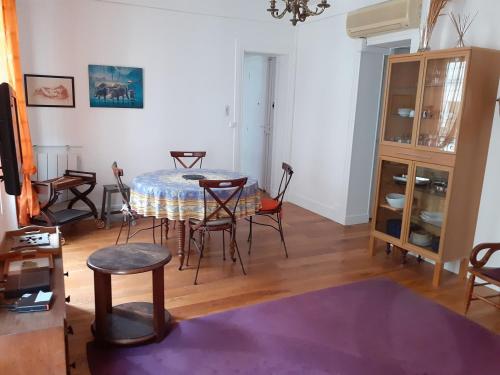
[
  {"left": 449, "top": 11, "right": 478, "bottom": 48},
  {"left": 427, "top": 0, "right": 449, "bottom": 31},
  {"left": 419, "top": 0, "right": 449, "bottom": 51}
]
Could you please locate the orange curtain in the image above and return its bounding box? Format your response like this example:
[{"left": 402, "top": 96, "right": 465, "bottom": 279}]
[{"left": 0, "top": 0, "right": 39, "bottom": 225}]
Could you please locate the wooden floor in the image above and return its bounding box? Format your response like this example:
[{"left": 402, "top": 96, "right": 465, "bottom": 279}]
[{"left": 62, "top": 203, "right": 499, "bottom": 374}]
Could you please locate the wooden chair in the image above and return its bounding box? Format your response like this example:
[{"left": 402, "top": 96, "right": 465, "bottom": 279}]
[
  {"left": 112, "top": 162, "right": 168, "bottom": 245},
  {"left": 186, "top": 177, "right": 247, "bottom": 285},
  {"left": 170, "top": 151, "right": 206, "bottom": 169},
  {"left": 248, "top": 162, "right": 294, "bottom": 257},
  {"left": 464, "top": 242, "right": 500, "bottom": 313}
]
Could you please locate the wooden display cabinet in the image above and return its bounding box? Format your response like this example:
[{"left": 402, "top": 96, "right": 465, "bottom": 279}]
[{"left": 370, "top": 47, "right": 500, "bottom": 287}]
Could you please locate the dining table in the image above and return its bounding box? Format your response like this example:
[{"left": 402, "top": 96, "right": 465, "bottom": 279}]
[{"left": 129, "top": 168, "right": 261, "bottom": 269}]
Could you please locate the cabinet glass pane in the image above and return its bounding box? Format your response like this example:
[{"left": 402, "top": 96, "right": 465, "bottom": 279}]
[
  {"left": 406, "top": 166, "right": 449, "bottom": 253},
  {"left": 375, "top": 160, "right": 409, "bottom": 240},
  {"left": 418, "top": 56, "right": 467, "bottom": 152},
  {"left": 383, "top": 61, "right": 420, "bottom": 145}
]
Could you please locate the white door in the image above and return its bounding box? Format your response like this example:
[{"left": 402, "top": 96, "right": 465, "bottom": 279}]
[{"left": 240, "top": 54, "right": 275, "bottom": 191}]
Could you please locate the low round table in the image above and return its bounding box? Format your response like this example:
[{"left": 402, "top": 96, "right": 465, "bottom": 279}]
[{"left": 87, "top": 243, "right": 172, "bottom": 345}]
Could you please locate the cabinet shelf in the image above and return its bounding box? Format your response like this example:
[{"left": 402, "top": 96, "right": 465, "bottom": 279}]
[
  {"left": 379, "top": 203, "right": 403, "bottom": 213},
  {"left": 410, "top": 216, "right": 442, "bottom": 236}
]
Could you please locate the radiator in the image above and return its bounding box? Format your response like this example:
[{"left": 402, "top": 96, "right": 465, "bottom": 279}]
[{"left": 33, "top": 145, "right": 81, "bottom": 202}]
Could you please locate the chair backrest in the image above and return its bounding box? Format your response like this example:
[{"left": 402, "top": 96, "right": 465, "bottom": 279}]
[
  {"left": 170, "top": 151, "right": 206, "bottom": 169},
  {"left": 111, "top": 161, "right": 131, "bottom": 209},
  {"left": 198, "top": 178, "right": 247, "bottom": 225},
  {"left": 275, "top": 162, "right": 294, "bottom": 207}
]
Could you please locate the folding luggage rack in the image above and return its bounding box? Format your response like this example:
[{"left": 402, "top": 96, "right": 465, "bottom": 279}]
[{"left": 31, "top": 170, "right": 103, "bottom": 228}]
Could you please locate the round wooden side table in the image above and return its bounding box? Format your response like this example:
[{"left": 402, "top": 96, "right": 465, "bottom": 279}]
[{"left": 87, "top": 243, "right": 172, "bottom": 345}]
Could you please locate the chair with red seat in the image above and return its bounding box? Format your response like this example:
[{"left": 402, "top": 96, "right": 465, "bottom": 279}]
[
  {"left": 170, "top": 151, "right": 206, "bottom": 169},
  {"left": 248, "top": 162, "right": 293, "bottom": 257}
]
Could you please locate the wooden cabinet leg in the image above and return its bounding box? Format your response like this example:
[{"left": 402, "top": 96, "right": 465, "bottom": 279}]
[
  {"left": 432, "top": 262, "right": 444, "bottom": 287},
  {"left": 463, "top": 274, "right": 475, "bottom": 314},
  {"left": 369, "top": 236, "right": 376, "bottom": 256},
  {"left": 458, "top": 258, "right": 468, "bottom": 280}
]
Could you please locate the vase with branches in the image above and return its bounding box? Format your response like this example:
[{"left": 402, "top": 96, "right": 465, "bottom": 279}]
[
  {"left": 419, "top": 0, "right": 449, "bottom": 52},
  {"left": 449, "top": 11, "right": 478, "bottom": 48}
]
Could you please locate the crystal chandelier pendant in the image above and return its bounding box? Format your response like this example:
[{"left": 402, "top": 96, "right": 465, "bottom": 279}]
[{"left": 268, "top": 0, "right": 331, "bottom": 26}]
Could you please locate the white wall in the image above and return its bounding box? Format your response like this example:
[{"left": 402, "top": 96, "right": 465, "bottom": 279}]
[
  {"left": 16, "top": 0, "right": 295, "bottom": 207},
  {"left": 287, "top": 0, "right": 389, "bottom": 224}
]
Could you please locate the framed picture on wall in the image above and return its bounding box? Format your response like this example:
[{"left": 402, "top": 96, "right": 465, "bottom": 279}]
[
  {"left": 88, "top": 65, "right": 143, "bottom": 108},
  {"left": 24, "top": 74, "right": 75, "bottom": 108}
]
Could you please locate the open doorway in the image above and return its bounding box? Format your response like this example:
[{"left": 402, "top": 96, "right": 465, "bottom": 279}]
[
  {"left": 239, "top": 53, "right": 276, "bottom": 192},
  {"left": 345, "top": 40, "right": 412, "bottom": 225}
]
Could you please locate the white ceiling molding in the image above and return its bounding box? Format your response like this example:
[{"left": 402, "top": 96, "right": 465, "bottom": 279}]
[
  {"left": 94, "top": 0, "right": 277, "bottom": 23},
  {"left": 94, "top": 0, "right": 389, "bottom": 24}
]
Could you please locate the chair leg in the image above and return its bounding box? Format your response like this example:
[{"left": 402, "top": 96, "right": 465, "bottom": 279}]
[
  {"left": 222, "top": 230, "right": 226, "bottom": 261},
  {"left": 160, "top": 219, "right": 164, "bottom": 246},
  {"left": 277, "top": 213, "right": 289, "bottom": 258},
  {"left": 187, "top": 227, "right": 193, "bottom": 267},
  {"left": 248, "top": 216, "right": 253, "bottom": 255},
  {"left": 165, "top": 218, "right": 169, "bottom": 240},
  {"left": 232, "top": 226, "right": 246, "bottom": 275},
  {"left": 194, "top": 230, "right": 205, "bottom": 285},
  {"left": 464, "top": 273, "right": 475, "bottom": 314},
  {"left": 116, "top": 218, "right": 125, "bottom": 245},
  {"left": 126, "top": 218, "right": 131, "bottom": 244},
  {"left": 152, "top": 218, "right": 156, "bottom": 244}
]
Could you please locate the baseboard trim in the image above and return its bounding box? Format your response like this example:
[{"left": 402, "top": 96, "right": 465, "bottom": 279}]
[
  {"left": 287, "top": 193, "right": 345, "bottom": 224},
  {"left": 344, "top": 213, "right": 369, "bottom": 225}
]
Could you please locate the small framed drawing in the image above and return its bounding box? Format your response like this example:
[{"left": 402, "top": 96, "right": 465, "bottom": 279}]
[{"left": 24, "top": 74, "right": 75, "bottom": 108}]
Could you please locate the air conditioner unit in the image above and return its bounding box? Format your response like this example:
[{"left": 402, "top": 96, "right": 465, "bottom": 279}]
[{"left": 347, "top": 0, "right": 422, "bottom": 38}]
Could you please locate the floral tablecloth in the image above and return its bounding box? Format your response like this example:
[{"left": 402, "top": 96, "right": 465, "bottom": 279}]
[{"left": 130, "top": 169, "right": 260, "bottom": 221}]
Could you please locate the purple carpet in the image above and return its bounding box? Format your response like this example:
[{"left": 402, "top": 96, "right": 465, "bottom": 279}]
[{"left": 87, "top": 278, "right": 500, "bottom": 375}]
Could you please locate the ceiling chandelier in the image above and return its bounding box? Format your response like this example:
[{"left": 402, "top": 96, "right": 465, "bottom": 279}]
[{"left": 267, "top": 0, "right": 331, "bottom": 26}]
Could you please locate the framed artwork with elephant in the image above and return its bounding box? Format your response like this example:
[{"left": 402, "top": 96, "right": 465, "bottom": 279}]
[{"left": 88, "top": 64, "right": 143, "bottom": 108}]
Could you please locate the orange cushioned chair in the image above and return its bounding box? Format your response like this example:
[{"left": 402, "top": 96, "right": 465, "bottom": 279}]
[{"left": 247, "top": 162, "right": 294, "bottom": 257}]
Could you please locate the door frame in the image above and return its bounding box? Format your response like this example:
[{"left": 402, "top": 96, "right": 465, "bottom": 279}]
[
  {"left": 233, "top": 41, "right": 293, "bottom": 197},
  {"left": 238, "top": 53, "right": 276, "bottom": 193}
]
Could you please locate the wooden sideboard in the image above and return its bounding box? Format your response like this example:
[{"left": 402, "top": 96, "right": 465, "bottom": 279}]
[
  {"left": 0, "top": 226, "right": 70, "bottom": 374},
  {"left": 370, "top": 47, "right": 500, "bottom": 287}
]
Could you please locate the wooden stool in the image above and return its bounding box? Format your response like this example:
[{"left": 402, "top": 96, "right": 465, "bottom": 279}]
[
  {"left": 87, "top": 243, "right": 172, "bottom": 345},
  {"left": 100, "top": 184, "right": 130, "bottom": 229}
]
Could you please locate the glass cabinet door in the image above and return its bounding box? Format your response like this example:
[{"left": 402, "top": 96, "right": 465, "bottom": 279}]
[
  {"left": 417, "top": 56, "right": 467, "bottom": 152},
  {"left": 406, "top": 165, "right": 450, "bottom": 253},
  {"left": 374, "top": 160, "right": 410, "bottom": 241},
  {"left": 382, "top": 60, "right": 421, "bottom": 145}
]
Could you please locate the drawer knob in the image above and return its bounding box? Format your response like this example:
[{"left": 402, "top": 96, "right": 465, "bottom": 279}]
[
  {"left": 67, "top": 325, "right": 74, "bottom": 335},
  {"left": 65, "top": 295, "right": 71, "bottom": 303},
  {"left": 64, "top": 272, "right": 69, "bottom": 277}
]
